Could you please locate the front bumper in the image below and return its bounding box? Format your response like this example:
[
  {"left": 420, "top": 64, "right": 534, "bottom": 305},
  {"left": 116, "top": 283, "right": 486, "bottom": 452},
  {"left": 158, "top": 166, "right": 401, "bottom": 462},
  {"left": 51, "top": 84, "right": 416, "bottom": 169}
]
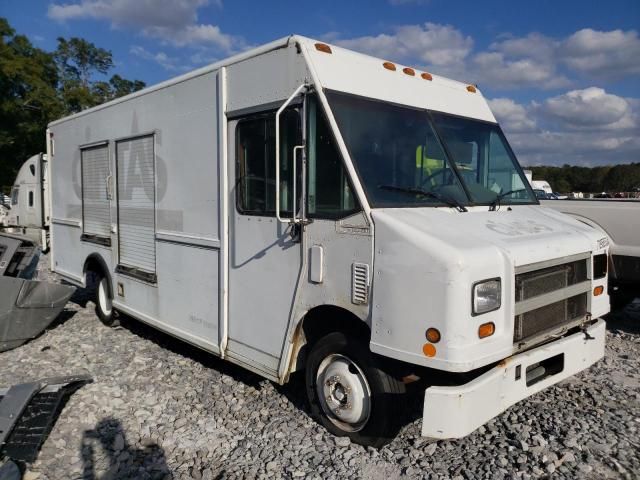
[{"left": 422, "top": 319, "right": 606, "bottom": 439}]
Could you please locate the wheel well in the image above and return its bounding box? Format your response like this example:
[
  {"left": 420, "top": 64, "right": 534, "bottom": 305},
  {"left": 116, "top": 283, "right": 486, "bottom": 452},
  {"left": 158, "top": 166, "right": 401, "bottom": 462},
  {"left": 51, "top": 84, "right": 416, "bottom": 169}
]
[
  {"left": 83, "top": 254, "right": 112, "bottom": 297},
  {"left": 302, "top": 305, "right": 370, "bottom": 344},
  {"left": 288, "top": 305, "right": 370, "bottom": 376}
]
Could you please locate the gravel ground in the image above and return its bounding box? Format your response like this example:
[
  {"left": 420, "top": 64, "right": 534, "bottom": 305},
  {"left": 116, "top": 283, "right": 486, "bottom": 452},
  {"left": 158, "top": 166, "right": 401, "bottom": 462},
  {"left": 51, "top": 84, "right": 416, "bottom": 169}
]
[{"left": 1, "top": 256, "right": 639, "bottom": 480}]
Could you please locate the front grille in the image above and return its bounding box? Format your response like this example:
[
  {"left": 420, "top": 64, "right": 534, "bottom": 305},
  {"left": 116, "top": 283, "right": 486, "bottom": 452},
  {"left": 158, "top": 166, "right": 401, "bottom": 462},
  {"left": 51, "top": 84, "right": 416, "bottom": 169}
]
[
  {"left": 514, "top": 257, "right": 590, "bottom": 345},
  {"left": 516, "top": 259, "right": 587, "bottom": 301},
  {"left": 514, "top": 293, "right": 587, "bottom": 342}
]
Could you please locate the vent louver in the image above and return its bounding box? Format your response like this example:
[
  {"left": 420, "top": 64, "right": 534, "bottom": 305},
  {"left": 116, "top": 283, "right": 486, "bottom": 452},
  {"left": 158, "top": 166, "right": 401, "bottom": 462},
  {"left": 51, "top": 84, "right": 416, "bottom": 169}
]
[{"left": 352, "top": 263, "right": 370, "bottom": 305}]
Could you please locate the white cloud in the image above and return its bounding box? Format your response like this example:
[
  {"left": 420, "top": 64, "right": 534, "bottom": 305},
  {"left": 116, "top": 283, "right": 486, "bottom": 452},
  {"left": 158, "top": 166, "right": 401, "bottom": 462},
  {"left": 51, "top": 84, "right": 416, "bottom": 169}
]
[
  {"left": 144, "top": 24, "right": 240, "bottom": 49},
  {"left": 488, "top": 89, "right": 639, "bottom": 166},
  {"left": 331, "top": 25, "right": 640, "bottom": 90},
  {"left": 48, "top": 0, "right": 242, "bottom": 52},
  {"left": 507, "top": 130, "right": 640, "bottom": 166},
  {"left": 488, "top": 98, "right": 536, "bottom": 132},
  {"left": 49, "top": 0, "right": 207, "bottom": 28},
  {"left": 479, "top": 33, "right": 570, "bottom": 89},
  {"left": 560, "top": 28, "right": 640, "bottom": 78},
  {"left": 472, "top": 51, "right": 570, "bottom": 90},
  {"left": 490, "top": 33, "right": 557, "bottom": 62},
  {"left": 539, "top": 87, "right": 633, "bottom": 129},
  {"left": 331, "top": 23, "right": 565, "bottom": 88},
  {"left": 334, "top": 22, "right": 473, "bottom": 73}
]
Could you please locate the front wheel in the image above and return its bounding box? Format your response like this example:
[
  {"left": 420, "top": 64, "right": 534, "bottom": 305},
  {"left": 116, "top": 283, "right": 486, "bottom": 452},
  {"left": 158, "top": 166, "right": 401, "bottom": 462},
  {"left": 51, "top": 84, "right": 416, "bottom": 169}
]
[{"left": 305, "top": 332, "right": 406, "bottom": 447}]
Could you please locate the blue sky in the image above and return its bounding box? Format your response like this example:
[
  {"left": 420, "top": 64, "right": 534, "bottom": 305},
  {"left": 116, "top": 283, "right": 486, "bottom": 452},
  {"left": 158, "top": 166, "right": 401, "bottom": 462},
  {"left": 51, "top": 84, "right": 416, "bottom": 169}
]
[{"left": 2, "top": 0, "right": 639, "bottom": 166}]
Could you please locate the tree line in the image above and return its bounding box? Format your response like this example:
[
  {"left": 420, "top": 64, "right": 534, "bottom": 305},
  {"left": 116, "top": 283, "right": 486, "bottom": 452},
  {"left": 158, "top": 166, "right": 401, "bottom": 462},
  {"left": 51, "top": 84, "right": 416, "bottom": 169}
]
[
  {"left": 528, "top": 163, "right": 640, "bottom": 194},
  {"left": 0, "top": 17, "right": 145, "bottom": 193}
]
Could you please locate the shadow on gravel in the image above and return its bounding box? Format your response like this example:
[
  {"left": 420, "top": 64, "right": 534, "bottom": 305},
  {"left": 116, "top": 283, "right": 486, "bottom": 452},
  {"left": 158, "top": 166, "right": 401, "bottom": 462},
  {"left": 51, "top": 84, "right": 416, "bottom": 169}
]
[
  {"left": 64, "top": 280, "right": 94, "bottom": 309},
  {"left": 604, "top": 298, "right": 640, "bottom": 335},
  {"left": 46, "top": 308, "right": 77, "bottom": 330},
  {"left": 116, "top": 310, "right": 265, "bottom": 391},
  {"left": 81, "top": 417, "right": 170, "bottom": 479}
]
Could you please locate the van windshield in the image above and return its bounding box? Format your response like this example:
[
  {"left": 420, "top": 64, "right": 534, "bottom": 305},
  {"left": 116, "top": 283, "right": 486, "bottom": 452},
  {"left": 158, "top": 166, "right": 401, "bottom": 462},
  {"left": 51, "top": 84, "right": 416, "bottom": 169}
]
[{"left": 326, "top": 91, "right": 537, "bottom": 208}]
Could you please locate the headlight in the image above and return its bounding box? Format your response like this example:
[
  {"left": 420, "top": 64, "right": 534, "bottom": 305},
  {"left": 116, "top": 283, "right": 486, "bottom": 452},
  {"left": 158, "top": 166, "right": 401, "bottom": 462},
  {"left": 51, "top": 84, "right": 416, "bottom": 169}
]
[{"left": 473, "top": 278, "right": 501, "bottom": 315}]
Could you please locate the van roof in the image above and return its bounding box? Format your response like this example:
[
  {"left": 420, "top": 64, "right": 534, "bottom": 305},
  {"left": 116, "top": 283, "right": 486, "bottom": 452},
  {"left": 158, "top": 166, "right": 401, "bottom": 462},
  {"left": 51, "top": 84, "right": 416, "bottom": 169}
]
[{"left": 49, "top": 35, "right": 495, "bottom": 127}]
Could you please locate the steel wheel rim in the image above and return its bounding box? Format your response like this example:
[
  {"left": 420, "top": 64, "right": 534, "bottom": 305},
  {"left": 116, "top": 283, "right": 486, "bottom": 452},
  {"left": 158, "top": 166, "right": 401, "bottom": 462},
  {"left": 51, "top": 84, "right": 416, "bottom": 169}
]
[
  {"left": 316, "top": 353, "right": 372, "bottom": 432},
  {"left": 98, "top": 278, "right": 112, "bottom": 316}
]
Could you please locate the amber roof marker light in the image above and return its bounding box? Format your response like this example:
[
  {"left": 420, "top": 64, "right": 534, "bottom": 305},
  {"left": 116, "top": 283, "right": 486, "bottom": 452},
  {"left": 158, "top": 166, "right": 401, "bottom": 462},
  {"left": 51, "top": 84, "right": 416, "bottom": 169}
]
[
  {"left": 421, "top": 72, "right": 433, "bottom": 81},
  {"left": 467, "top": 85, "right": 477, "bottom": 93},
  {"left": 314, "top": 43, "right": 332, "bottom": 54},
  {"left": 383, "top": 62, "right": 397, "bottom": 71},
  {"left": 402, "top": 67, "right": 416, "bottom": 76}
]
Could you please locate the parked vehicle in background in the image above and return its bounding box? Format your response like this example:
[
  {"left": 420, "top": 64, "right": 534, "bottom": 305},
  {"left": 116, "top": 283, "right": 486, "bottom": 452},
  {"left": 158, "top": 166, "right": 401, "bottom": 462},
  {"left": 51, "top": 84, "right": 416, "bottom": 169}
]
[
  {"left": 541, "top": 198, "right": 639, "bottom": 307},
  {"left": 0, "top": 204, "right": 8, "bottom": 227},
  {"left": 1, "top": 153, "right": 50, "bottom": 250},
  {"left": 531, "top": 180, "right": 552, "bottom": 194},
  {"left": 534, "top": 189, "right": 551, "bottom": 200},
  {"left": 47, "top": 35, "right": 608, "bottom": 446}
]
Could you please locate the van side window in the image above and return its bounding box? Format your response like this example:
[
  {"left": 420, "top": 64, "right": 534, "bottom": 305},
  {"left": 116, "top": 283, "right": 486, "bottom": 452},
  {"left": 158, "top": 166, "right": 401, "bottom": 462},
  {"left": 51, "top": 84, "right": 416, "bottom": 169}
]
[
  {"left": 307, "top": 96, "right": 359, "bottom": 219},
  {"left": 236, "top": 110, "right": 300, "bottom": 215},
  {"left": 28, "top": 191, "right": 34, "bottom": 207},
  {"left": 11, "top": 187, "right": 19, "bottom": 206}
]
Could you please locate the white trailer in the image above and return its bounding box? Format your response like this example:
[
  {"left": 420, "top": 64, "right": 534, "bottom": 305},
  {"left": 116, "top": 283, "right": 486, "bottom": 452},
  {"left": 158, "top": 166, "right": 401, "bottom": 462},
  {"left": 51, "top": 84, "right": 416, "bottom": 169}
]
[
  {"left": 541, "top": 198, "right": 640, "bottom": 306},
  {"left": 531, "top": 179, "right": 552, "bottom": 194},
  {"left": 48, "top": 36, "right": 609, "bottom": 446}
]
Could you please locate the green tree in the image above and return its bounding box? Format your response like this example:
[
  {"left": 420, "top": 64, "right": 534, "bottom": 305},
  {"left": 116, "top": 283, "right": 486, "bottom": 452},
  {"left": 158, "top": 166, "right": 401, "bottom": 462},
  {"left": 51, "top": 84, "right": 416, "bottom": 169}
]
[
  {"left": 55, "top": 37, "right": 113, "bottom": 87},
  {"left": 529, "top": 163, "right": 640, "bottom": 193},
  {"left": 55, "top": 37, "right": 114, "bottom": 113},
  {"left": 0, "top": 17, "right": 61, "bottom": 192},
  {"left": 0, "top": 17, "right": 146, "bottom": 191}
]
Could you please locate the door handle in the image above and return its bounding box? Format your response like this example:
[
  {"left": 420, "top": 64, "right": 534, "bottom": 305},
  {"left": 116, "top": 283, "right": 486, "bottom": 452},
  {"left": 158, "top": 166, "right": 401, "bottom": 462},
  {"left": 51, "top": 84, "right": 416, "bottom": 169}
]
[{"left": 106, "top": 174, "right": 113, "bottom": 200}]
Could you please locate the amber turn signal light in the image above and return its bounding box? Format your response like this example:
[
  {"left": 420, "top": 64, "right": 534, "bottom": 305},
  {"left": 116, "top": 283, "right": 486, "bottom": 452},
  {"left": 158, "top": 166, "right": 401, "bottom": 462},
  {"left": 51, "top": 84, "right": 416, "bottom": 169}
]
[
  {"left": 478, "top": 322, "right": 495, "bottom": 339},
  {"left": 593, "top": 286, "right": 604, "bottom": 296},
  {"left": 422, "top": 343, "right": 436, "bottom": 357},
  {"left": 425, "top": 328, "right": 441, "bottom": 343}
]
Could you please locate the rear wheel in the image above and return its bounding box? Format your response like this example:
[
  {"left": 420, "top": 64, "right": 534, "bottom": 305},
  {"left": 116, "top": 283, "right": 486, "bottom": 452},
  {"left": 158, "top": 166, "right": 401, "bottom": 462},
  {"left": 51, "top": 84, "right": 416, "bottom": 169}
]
[
  {"left": 95, "top": 273, "right": 118, "bottom": 326},
  {"left": 305, "top": 331, "right": 406, "bottom": 447}
]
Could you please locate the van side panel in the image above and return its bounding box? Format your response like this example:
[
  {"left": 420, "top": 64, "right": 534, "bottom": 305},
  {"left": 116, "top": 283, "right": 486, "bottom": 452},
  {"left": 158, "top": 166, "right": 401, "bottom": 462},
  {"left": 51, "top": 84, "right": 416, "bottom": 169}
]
[{"left": 50, "top": 70, "right": 221, "bottom": 352}]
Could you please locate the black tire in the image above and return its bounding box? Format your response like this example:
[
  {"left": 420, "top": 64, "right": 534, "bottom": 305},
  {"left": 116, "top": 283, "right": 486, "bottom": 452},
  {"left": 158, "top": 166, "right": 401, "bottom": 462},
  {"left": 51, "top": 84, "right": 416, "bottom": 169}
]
[
  {"left": 305, "top": 331, "right": 406, "bottom": 448},
  {"left": 94, "top": 272, "right": 119, "bottom": 327}
]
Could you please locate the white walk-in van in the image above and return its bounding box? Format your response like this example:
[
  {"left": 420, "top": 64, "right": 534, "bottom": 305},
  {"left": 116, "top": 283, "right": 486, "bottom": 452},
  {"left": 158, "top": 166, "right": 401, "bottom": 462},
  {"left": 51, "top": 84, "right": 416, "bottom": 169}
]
[{"left": 47, "top": 36, "right": 609, "bottom": 446}]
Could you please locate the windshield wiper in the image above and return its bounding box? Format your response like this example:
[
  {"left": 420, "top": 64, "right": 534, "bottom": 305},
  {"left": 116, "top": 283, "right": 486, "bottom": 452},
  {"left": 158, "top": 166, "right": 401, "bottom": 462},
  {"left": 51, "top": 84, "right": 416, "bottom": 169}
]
[
  {"left": 489, "top": 188, "right": 527, "bottom": 211},
  {"left": 379, "top": 184, "right": 468, "bottom": 212}
]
